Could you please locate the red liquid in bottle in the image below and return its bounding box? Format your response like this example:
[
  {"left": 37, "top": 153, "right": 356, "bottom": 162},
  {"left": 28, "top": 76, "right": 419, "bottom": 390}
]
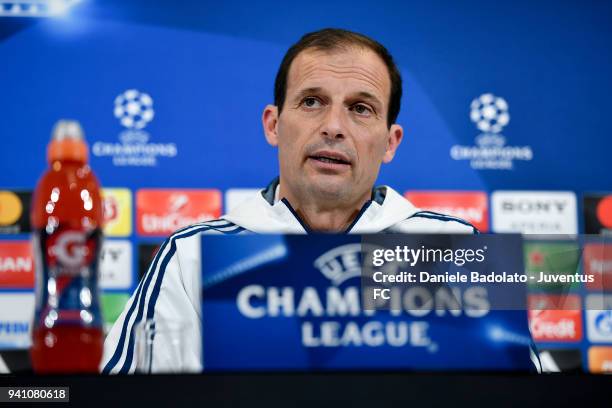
[{"left": 30, "top": 120, "right": 104, "bottom": 373}]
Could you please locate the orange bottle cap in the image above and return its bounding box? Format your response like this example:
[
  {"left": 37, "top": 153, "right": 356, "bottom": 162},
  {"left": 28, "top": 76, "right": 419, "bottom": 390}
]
[{"left": 47, "top": 120, "right": 89, "bottom": 163}]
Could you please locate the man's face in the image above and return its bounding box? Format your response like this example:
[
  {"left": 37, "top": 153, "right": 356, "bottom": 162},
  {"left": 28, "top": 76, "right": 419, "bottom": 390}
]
[{"left": 263, "top": 47, "right": 403, "bottom": 207}]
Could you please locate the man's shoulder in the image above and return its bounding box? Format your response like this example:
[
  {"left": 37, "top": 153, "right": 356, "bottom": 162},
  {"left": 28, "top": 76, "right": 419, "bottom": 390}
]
[
  {"left": 388, "top": 210, "right": 478, "bottom": 234},
  {"left": 377, "top": 186, "right": 478, "bottom": 234},
  {"left": 167, "top": 218, "right": 247, "bottom": 243}
]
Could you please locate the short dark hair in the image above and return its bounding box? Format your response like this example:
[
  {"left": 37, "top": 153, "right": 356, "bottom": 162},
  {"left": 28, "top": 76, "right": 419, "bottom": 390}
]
[{"left": 274, "top": 28, "right": 402, "bottom": 127}]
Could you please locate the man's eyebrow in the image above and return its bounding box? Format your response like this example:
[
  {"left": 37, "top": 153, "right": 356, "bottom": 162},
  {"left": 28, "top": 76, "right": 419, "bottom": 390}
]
[
  {"left": 292, "top": 87, "right": 324, "bottom": 101},
  {"left": 351, "top": 91, "right": 383, "bottom": 107},
  {"left": 291, "top": 88, "right": 384, "bottom": 108}
]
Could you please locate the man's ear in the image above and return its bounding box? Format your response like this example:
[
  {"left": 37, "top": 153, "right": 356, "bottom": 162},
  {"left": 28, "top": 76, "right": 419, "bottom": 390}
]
[
  {"left": 262, "top": 105, "right": 279, "bottom": 146},
  {"left": 382, "top": 124, "right": 403, "bottom": 163}
]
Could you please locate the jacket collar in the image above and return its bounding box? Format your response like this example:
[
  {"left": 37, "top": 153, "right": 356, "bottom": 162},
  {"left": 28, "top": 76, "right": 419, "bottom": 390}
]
[
  {"left": 261, "top": 177, "right": 387, "bottom": 207},
  {"left": 223, "top": 177, "right": 419, "bottom": 234}
]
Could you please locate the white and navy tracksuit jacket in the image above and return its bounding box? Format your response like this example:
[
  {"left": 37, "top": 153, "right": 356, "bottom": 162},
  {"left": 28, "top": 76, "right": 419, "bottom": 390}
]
[{"left": 101, "top": 178, "right": 486, "bottom": 374}]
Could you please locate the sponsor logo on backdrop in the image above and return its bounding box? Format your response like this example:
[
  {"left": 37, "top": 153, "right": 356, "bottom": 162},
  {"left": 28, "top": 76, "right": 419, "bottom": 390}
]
[
  {"left": 0, "top": 294, "right": 34, "bottom": 349},
  {"left": 0, "top": 191, "right": 31, "bottom": 234},
  {"left": 92, "top": 89, "right": 178, "bottom": 167},
  {"left": 491, "top": 191, "right": 577, "bottom": 234},
  {"left": 404, "top": 191, "right": 488, "bottom": 232},
  {"left": 586, "top": 295, "right": 612, "bottom": 343},
  {"left": 528, "top": 295, "right": 582, "bottom": 342},
  {"left": 0, "top": 241, "right": 34, "bottom": 289},
  {"left": 138, "top": 243, "right": 162, "bottom": 280},
  {"left": 538, "top": 349, "right": 582, "bottom": 372},
  {"left": 225, "top": 189, "right": 261, "bottom": 214},
  {"left": 583, "top": 243, "right": 612, "bottom": 291},
  {"left": 583, "top": 194, "right": 612, "bottom": 235},
  {"left": 136, "top": 189, "right": 222, "bottom": 236},
  {"left": 450, "top": 93, "right": 533, "bottom": 170},
  {"left": 588, "top": 346, "right": 612, "bottom": 373},
  {"left": 99, "top": 240, "right": 132, "bottom": 290},
  {"left": 523, "top": 242, "right": 581, "bottom": 291},
  {"left": 101, "top": 188, "right": 132, "bottom": 237},
  {"left": 100, "top": 293, "right": 131, "bottom": 333}
]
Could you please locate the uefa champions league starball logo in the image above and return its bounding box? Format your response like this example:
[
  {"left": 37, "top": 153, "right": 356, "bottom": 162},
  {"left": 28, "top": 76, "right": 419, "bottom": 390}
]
[
  {"left": 450, "top": 92, "right": 533, "bottom": 170},
  {"left": 469, "top": 93, "right": 510, "bottom": 134},
  {"left": 113, "top": 89, "right": 155, "bottom": 130},
  {"left": 91, "top": 88, "right": 177, "bottom": 167}
]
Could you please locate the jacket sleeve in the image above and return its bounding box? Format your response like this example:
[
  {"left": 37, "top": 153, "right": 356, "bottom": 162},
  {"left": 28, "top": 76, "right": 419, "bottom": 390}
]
[{"left": 100, "top": 232, "right": 202, "bottom": 374}]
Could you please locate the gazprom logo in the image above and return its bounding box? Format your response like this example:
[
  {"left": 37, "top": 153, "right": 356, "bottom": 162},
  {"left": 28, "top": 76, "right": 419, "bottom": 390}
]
[{"left": 314, "top": 244, "right": 362, "bottom": 286}]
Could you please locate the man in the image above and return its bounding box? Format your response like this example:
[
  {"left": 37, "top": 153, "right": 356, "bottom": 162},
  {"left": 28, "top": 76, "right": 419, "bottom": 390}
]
[{"left": 101, "top": 28, "right": 477, "bottom": 374}]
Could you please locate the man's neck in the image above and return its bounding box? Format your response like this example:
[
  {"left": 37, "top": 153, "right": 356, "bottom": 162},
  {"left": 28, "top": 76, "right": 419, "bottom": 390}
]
[{"left": 278, "top": 184, "right": 370, "bottom": 232}]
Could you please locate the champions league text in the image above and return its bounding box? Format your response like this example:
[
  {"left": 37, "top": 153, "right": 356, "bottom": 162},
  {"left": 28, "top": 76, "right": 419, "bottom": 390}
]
[
  {"left": 202, "top": 234, "right": 606, "bottom": 362},
  {"left": 233, "top": 284, "right": 482, "bottom": 349},
  {"left": 230, "top": 240, "right": 500, "bottom": 350}
]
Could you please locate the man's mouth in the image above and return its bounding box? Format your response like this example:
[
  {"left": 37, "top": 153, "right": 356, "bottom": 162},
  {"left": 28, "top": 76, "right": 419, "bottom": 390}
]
[{"left": 308, "top": 151, "right": 352, "bottom": 166}]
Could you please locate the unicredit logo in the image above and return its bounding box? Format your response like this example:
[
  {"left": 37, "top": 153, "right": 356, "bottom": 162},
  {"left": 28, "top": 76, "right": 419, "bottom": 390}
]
[
  {"left": 169, "top": 194, "right": 188, "bottom": 212},
  {"left": 136, "top": 189, "right": 222, "bottom": 236},
  {"left": 530, "top": 315, "right": 577, "bottom": 340},
  {"left": 528, "top": 295, "right": 582, "bottom": 341},
  {"left": 141, "top": 212, "right": 215, "bottom": 234}
]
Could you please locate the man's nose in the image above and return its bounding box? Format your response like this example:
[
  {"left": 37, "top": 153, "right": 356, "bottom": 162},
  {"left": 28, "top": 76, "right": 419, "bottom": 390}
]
[{"left": 320, "top": 104, "right": 346, "bottom": 140}]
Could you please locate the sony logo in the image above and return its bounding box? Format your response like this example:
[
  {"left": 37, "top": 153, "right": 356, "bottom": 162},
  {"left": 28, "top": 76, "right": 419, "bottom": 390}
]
[{"left": 501, "top": 200, "right": 569, "bottom": 213}]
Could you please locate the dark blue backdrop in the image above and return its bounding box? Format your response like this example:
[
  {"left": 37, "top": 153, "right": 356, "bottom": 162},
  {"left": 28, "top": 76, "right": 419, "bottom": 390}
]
[{"left": 1, "top": 0, "right": 611, "bottom": 193}]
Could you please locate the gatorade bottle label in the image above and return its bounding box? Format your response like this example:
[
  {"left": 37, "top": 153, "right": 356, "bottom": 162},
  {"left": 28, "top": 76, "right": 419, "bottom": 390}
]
[
  {"left": 46, "top": 229, "right": 98, "bottom": 271},
  {"left": 33, "top": 228, "right": 103, "bottom": 327}
]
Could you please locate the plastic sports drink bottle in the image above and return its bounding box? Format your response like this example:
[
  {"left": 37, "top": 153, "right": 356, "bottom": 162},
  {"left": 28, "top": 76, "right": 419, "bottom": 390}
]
[{"left": 30, "top": 120, "right": 104, "bottom": 373}]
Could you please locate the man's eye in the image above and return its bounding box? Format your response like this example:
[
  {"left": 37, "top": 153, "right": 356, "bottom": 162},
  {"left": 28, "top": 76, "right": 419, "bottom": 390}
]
[
  {"left": 351, "top": 104, "right": 373, "bottom": 116},
  {"left": 302, "top": 97, "right": 322, "bottom": 108}
]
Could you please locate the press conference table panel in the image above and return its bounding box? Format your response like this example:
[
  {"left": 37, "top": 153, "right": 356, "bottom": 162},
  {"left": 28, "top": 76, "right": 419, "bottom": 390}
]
[{"left": 0, "top": 372, "right": 609, "bottom": 406}]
